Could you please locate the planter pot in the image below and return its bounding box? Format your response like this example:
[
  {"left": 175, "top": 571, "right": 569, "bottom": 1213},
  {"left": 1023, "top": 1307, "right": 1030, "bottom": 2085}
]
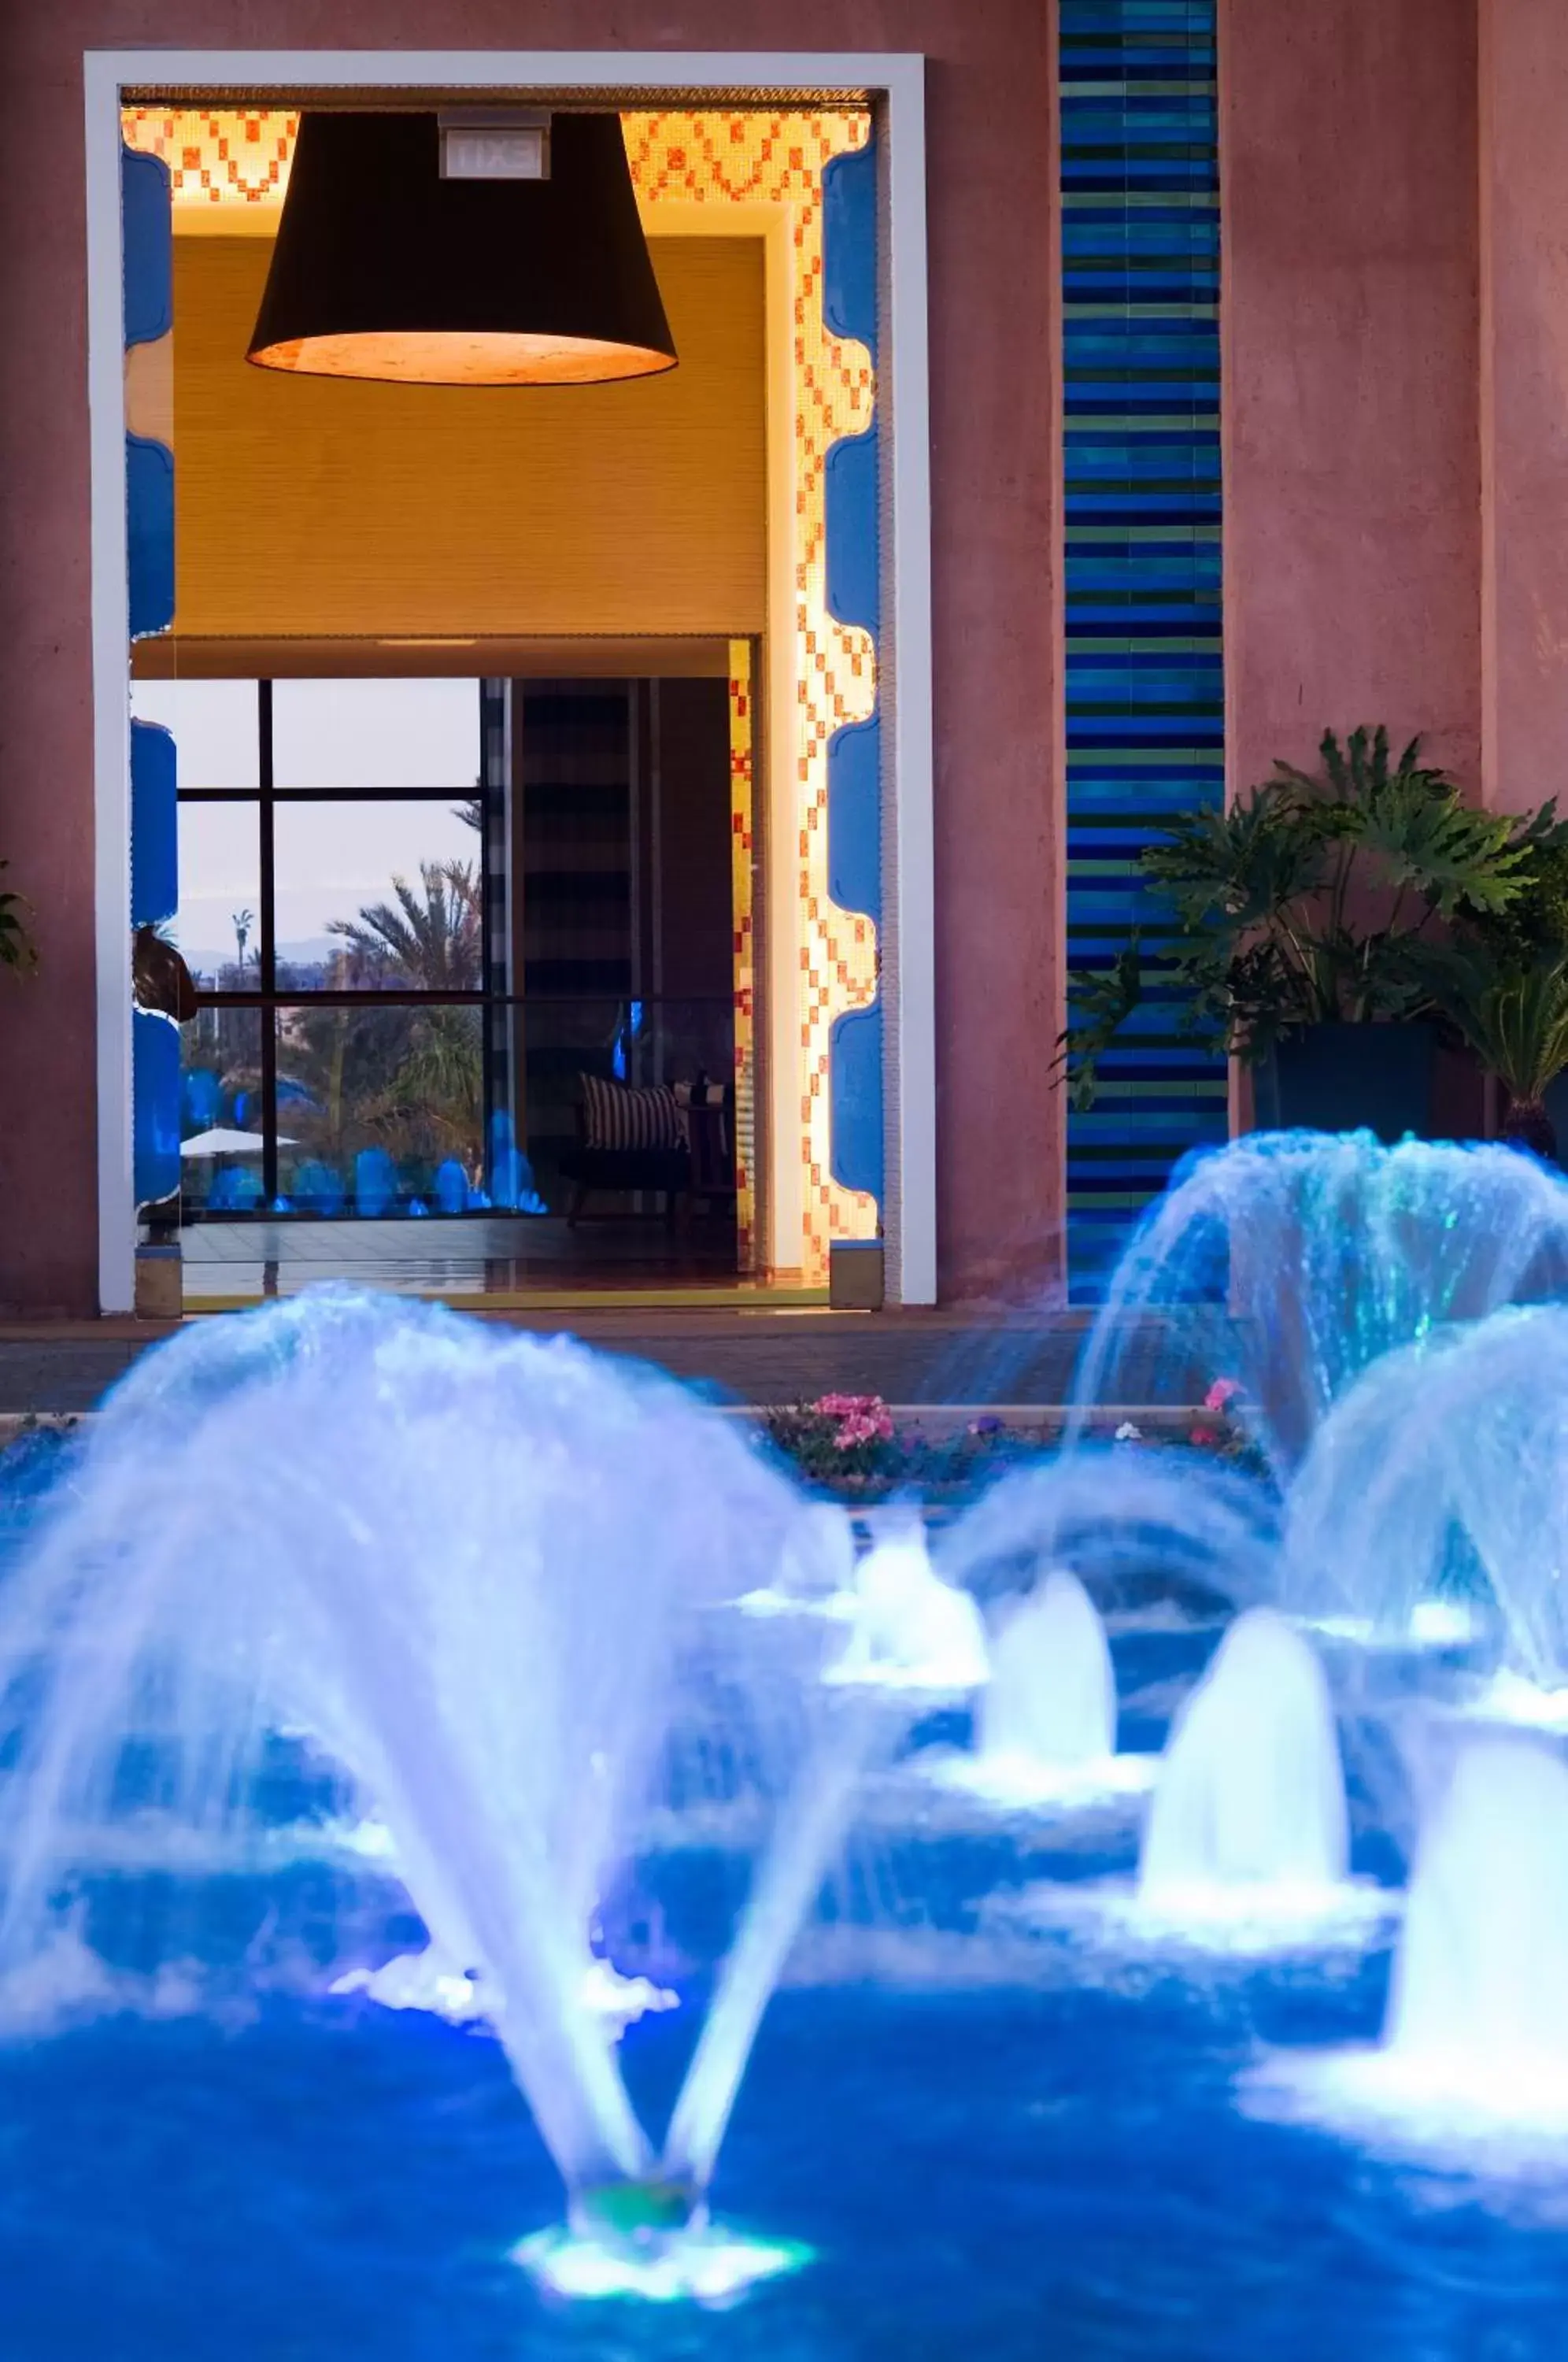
[
  {"left": 1537, "top": 1074, "right": 1568, "bottom": 1168},
  {"left": 1256, "top": 1022, "right": 1437, "bottom": 1144}
]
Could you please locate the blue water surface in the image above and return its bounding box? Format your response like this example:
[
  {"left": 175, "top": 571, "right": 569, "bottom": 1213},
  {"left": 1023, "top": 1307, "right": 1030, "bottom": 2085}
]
[
  {"left": 3, "top": 1962, "right": 1566, "bottom": 2362},
  {"left": 0, "top": 1439, "right": 1564, "bottom": 2360}
]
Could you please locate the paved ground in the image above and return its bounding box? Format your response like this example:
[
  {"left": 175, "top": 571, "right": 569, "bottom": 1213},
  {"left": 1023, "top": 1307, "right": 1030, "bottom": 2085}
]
[
  {"left": 180, "top": 1214, "right": 741, "bottom": 1301},
  {"left": 0, "top": 1305, "right": 1217, "bottom": 1415}
]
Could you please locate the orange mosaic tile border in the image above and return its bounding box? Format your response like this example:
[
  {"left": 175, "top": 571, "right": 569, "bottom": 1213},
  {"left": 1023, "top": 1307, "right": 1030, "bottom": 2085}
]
[{"left": 121, "top": 105, "right": 881, "bottom": 1280}]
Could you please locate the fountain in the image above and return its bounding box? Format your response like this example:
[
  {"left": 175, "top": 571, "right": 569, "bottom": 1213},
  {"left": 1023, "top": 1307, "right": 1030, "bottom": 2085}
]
[
  {"left": 1133, "top": 1608, "right": 1374, "bottom": 1943},
  {"left": 1388, "top": 1739, "right": 1568, "bottom": 2106},
  {"left": 982, "top": 1571, "right": 1114, "bottom": 1764},
  {"left": 1283, "top": 1304, "right": 1568, "bottom": 1703},
  {"left": 0, "top": 1290, "right": 885, "bottom": 2292},
  {"left": 12, "top": 1129, "right": 1568, "bottom": 2341},
  {"left": 1067, "top": 1131, "right": 1568, "bottom": 1475},
  {"left": 1246, "top": 1736, "right": 1568, "bottom": 2155},
  {"left": 924, "top": 1568, "right": 1157, "bottom": 1810},
  {"left": 825, "top": 1516, "right": 990, "bottom": 1694}
]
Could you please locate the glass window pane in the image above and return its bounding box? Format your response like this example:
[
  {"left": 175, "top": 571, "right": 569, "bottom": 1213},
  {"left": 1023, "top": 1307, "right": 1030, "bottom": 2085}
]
[
  {"left": 272, "top": 801, "right": 482, "bottom": 988},
  {"left": 131, "top": 679, "right": 260, "bottom": 788},
  {"left": 276, "top": 1005, "right": 483, "bottom": 1211},
  {"left": 272, "top": 679, "right": 482, "bottom": 789},
  {"left": 179, "top": 1009, "right": 264, "bottom": 1212},
  {"left": 175, "top": 802, "right": 261, "bottom": 989}
]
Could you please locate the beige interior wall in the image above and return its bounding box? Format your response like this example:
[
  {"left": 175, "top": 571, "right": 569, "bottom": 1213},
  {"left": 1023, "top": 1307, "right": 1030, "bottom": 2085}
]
[{"left": 171, "top": 233, "right": 767, "bottom": 638}]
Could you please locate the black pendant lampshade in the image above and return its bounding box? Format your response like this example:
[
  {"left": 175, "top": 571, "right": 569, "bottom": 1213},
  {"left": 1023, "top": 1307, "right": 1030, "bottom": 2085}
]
[{"left": 247, "top": 110, "right": 677, "bottom": 386}]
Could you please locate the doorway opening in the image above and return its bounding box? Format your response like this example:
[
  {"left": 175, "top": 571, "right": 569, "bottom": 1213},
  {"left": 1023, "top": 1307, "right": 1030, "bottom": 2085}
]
[
  {"left": 92, "top": 55, "right": 934, "bottom": 1312},
  {"left": 131, "top": 657, "right": 760, "bottom": 1305}
]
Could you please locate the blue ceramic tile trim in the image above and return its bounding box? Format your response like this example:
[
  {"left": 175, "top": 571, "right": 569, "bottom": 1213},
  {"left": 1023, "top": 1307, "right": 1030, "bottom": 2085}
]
[
  {"left": 830, "top": 1001, "right": 885, "bottom": 1202},
  {"left": 124, "top": 144, "right": 175, "bottom": 647},
  {"left": 127, "top": 435, "right": 176, "bottom": 639},
  {"left": 1060, "top": 0, "right": 1226, "bottom": 1298},
  {"left": 827, "top": 713, "right": 882, "bottom": 924},
  {"left": 823, "top": 143, "right": 878, "bottom": 357},
  {"left": 131, "top": 722, "right": 177, "bottom": 927},
  {"left": 121, "top": 146, "right": 172, "bottom": 348},
  {"left": 133, "top": 1009, "right": 181, "bottom": 1209},
  {"left": 823, "top": 428, "right": 880, "bottom": 642},
  {"left": 822, "top": 131, "right": 884, "bottom": 1227}
]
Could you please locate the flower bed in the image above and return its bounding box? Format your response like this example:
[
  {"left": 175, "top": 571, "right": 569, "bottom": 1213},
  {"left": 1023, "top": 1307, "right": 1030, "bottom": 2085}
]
[{"left": 758, "top": 1385, "right": 1265, "bottom": 1498}]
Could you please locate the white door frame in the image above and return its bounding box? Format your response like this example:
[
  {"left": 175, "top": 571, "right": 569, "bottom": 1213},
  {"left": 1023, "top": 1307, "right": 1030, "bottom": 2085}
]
[{"left": 83, "top": 49, "right": 935, "bottom": 1309}]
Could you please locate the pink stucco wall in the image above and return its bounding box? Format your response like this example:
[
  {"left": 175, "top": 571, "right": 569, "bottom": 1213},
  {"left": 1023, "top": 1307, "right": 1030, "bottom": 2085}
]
[
  {"left": 0, "top": 4, "right": 1063, "bottom": 1312},
  {"left": 1221, "top": 0, "right": 1482, "bottom": 801},
  {"left": 1480, "top": 0, "right": 1568, "bottom": 815}
]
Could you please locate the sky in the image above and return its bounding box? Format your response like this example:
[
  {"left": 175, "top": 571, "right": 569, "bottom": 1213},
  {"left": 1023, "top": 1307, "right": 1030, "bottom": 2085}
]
[{"left": 129, "top": 676, "right": 483, "bottom": 971}]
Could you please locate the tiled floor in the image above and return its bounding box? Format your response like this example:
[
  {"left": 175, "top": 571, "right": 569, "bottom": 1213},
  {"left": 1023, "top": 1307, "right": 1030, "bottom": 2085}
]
[
  {"left": 0, "top": 1306, "right": 1217, "bottom": 1415},
  {"left": 179, "top": 1216, "right": 746, "bottom": 1303}
]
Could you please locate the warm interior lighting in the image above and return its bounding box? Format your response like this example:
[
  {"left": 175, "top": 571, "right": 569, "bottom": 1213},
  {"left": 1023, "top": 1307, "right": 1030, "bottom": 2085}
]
[{"left": 247, "top": 111, "right": 677, "bottom": 387}]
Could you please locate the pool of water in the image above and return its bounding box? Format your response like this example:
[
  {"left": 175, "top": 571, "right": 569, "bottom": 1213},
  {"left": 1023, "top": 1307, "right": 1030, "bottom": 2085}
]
[
  {"left": 2, "top": 1432, "right": 1564, "bottom": 2361},
  {"left": 4, "top": 1931, "right": 1566, "bottom": 2360}
]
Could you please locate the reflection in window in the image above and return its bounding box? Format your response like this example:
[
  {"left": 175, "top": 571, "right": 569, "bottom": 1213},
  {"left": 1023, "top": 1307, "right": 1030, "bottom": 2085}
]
[
  {"left": 178, "top": 1007, "right": 264, "bottom": 1210},
  {"left": 174, "top": 802, "right": 261, "bottom": 987},
  {"left": 130, "top": 679, "right": 261, "bottom": 787},
  {"left": 271, "top": 799, "right": 481, "bottom": 986},
  {"left": 276, "top": 1004, "right": 484, "bottom": 1210},
  {"left": 271, "top": 678, "right": 481, "bottom": 789}
]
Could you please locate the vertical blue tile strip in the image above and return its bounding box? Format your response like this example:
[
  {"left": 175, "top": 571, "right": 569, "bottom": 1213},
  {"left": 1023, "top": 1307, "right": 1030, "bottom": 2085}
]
[
  {"left": 121, "top": 146, "right": 173, "bottom": 346},
  {"left": 822, "top": 139, "right": 886, "bottom": 1217},
  {"left": 130, "top": 720, "right": 178, "bottom": 926},
  {"left": 830, "top": 1003, "right": 886, "bottom": 1202},
  {"left": 1060, "top": 0, "right": 1228, "bottom": 1298},
  {"left": 827, "top": 713, "right": 882, "bottom": 925},
  {"left": 124, "top": 145, "right": 179, "bottom": 1211},
  {"left": 122, "top": 145, "right": 175, "bottom": 642},
  {"left": 126, "top": 436, "right": 176, "bottom": 640},
  {"left": 133, "top": 1010, "right": 181, "bottom": 1209}
]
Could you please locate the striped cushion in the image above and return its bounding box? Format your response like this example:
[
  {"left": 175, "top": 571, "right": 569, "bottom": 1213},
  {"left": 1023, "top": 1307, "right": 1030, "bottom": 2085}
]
[{"left": 579, "top": 1074, "right": 684, "bottom": 1152}]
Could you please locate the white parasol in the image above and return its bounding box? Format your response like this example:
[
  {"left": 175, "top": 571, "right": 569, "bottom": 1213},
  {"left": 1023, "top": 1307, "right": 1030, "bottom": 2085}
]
[{"left": 179, "top": 1127, "right": 297, "bottom": 1159}]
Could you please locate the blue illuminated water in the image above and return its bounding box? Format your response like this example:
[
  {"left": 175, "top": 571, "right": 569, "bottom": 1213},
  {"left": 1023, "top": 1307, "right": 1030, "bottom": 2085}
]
[
  {"left": 7, "top": 1134, "right": 1568, "bottom": 2355},
  {"left": 11, "top": 1959, "right": 1567, "bottom": 2362},
  {"left": 0, "top": 1430, "right": 1563, "bottom": 2359}
]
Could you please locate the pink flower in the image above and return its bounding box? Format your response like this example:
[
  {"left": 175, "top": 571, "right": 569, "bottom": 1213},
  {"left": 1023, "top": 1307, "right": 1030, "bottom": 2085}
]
[
  {"left": 1203, "top": 1377, "right": 1241, "bottom": 1413},
  {"left": 1189, "top": 1423, "right": 1222, "bottom": 1448},
  {"left": 813, "top": 1391, "right": 893, "bottom": 1448}
]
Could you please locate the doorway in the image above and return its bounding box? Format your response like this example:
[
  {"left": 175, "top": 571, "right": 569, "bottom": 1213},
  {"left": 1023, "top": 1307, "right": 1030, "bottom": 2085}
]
[
  {"left": 131, "top": 657, "right": 759, "bottom": 1304},
  {"left": 91, "top": 55, "right": 936, "bottom": 1309}
]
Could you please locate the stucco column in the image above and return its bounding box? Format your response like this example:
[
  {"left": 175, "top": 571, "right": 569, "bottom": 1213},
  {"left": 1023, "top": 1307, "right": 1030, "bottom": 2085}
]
[
  {"left": 1479, "top": 0, "right": 1568, "bottom": 815},
  {"left": 0, "top": 2, "right": 1063, "bottom": 1314},
  {"left": 1220, "top": 0, "right": 1481, "bottom": 798}
]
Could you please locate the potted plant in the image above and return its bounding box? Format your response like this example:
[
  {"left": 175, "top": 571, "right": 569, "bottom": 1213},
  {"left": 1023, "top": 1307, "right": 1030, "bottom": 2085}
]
[
  {"left": 1419, "top": 830, "right": 1568, "bottom": 1159},
  {"left": 1056, "top": 727, "right": 1557, "bottom": 1140},
  {"left": 1420, "top": 953, "right": 1568, "bottom": 1159}
]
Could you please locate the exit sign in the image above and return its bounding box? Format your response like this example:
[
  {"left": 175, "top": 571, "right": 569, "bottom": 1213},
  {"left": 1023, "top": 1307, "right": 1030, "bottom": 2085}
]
[{"left": 439, "top": 111, "right": 551, "bottom": 181}]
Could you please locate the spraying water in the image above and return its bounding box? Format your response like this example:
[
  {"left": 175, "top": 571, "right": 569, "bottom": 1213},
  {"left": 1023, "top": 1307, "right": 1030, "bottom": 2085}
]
[
  {"left": 1284, "top": 1305, "right": 1568, "bottom": 1694},
  {"left": 1245, "top": 1736, "right": 1568, "bottom": 2153},
  {"left": 979, "top": 1571, "right": 1115, "bottom": 1767},
  {"left": 1139, "top": 1609, "right": 1349, "bottom": 1916},
  {"left": 825, "top": 1518, "right": 990, "bottom": 1692},
  {"left": 1067, "top": 1132, "right": 1568, "bottom": 1474},
  {"left": 0, "top": 1291, "right": 867, "bottom": 2252},
  {"left": 921, "top": 1566, "right": 1166, "bottom": 1816},
  {"left": 1387, "top": 1738, "right": 1568, "bottom": 2108}
]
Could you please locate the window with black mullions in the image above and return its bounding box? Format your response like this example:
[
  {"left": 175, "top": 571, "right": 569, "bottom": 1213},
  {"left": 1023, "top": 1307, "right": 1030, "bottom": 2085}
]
[{"left": 134, "top": 674, "right": 494, "bottom": 1217}]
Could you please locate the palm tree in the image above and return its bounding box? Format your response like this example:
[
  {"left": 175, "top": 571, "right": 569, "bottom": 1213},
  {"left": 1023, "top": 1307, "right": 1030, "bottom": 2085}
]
[
  {"left": 328, "top": 859, "right": 481, "bottom": 990},
  {"left": 280, "top": 861, "right": 486, "bottom": 1186}
]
